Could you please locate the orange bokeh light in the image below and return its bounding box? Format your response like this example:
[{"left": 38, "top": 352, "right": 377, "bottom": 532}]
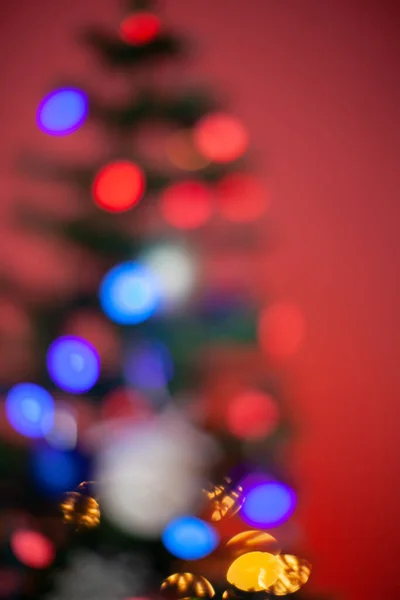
[
  {"left": 194, "top": 113, "right": 249, "bottom": 163},
  {"left": 160, "top": 180, "right": 213, "bottom": 229},
  {"left": 11, "top": 530, "right": 55, "bottom": 569},
  {"left": 92, "top": 160, "right": 145, "bottom": 213},
  {"left": 216, "top": 173, "right": 268, "bottom": 222},
  {"left": 166, "top": 130, "right": 209, "bottom": 171},
  {"left": 120, "top": 12, "right": 161, "bottom": 46},
  {"left": 258, "top": 303, "right": 305, "bottom": 359},
  {"left": 227, "top": 389, "right": 279, "bottom": 439}
]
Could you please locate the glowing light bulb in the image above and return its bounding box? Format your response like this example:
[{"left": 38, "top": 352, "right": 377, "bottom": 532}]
[
  {"left": 99, "top": 261, "right": 159, "bottom": 325},
  {"left": 141, "top": 243, "right": 196, "bottom": 310},
  {"left": 227, "top": 389, "right": 279, "bottom": 440},
  {"left": 36, "top": 88, "right": 88, "bottom": 136},
  {"left": 240, "top": 480, "right": 296, "bottom": 527},
  {"left": 5, "top": 383, "right": 54, "bottom": 438},
  {"left": 120, "top": 12, "right": 160, "bottom": 45},
  {"left": 46, "top": 336, "right": 100, "bottom": 394},
  {"left": 92, "top": 160, "right": 145, "bottom": 213},
  {"left": 160, "top": 180, "right": 213, "bottom": 229},
  {"left": 162, "top": 516, "right": 219, "bottom": 560},
  {"left": 11, "top": 530, "right": 55, "bottom": 569},
  {"left": 194, "top": 113, "right": 248, "bottom": 163},
  {"left": 216, "top": 173, "right": 268, "bottom": 222}
]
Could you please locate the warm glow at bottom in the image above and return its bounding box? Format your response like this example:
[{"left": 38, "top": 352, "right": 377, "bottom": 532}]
[{"left": 227, "top": 551, "right": 283, "bottom": 591}]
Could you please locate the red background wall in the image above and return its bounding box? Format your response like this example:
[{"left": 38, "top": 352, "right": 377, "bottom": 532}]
[{"left": 1, "top": 1, "right": 399, "bottom": 598}]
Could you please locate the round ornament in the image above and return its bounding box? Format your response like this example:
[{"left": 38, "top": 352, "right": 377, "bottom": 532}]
[
  {"left": 266, "top": 554, "right": 311, "bottom": 596},
  {"left": 160, "top": 573, "right": 215, "bottom": 600},
  {"left": 226, "top": 530, "right": 281, "bottom": 558},
  {"left": 204, "top": 477, "right": 244, "bottom": 522},
  {"left": 227, "top": 551, "right": 283, "bottom": 592},
  {"left": 60, "top": 482, "right": 100, "bottom": 530}
]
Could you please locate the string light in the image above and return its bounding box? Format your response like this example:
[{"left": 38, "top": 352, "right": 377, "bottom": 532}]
[
  {"left": 99, "top": 261, "right": 159, "bottom": 325},
  {"left": 162, "top": 516, "right": 219, "bottom": 560},
  {"left": 46, "top": 336, "right": 100, "bottom": 394},
  {"left": 36, "top": 88, "right": 88, "bottom": 136},
  {"left": 92, "top": 160, "right": 145, "bottom": 213},
  {"left": 227, "top": 389, "right": 279, "bottom": 440},
  {"left": 11, "top": 530, "right": 55, "bottom": 569},
  {"left": 120, "top": 12, "right": 161, "bottom": 46},
  {"left": 160, "top": 180, "right": 213, "bottom": 229},
  {"left": 5, "top": 383, "right": 54, "bottom": 439},
  {"left": 194, "top": 113, "right": 248, "bottom": 163},
  {"left": 216, "top": 173, "right": 268, "bottom": 222}
]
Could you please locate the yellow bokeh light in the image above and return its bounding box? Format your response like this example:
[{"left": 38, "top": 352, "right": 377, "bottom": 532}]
[
  {"left": 160, "top": 573, "right": 215, "bottom": 600},
  {"left": 227, "top": 551, "right": 283, "bottom": 592},
  {"left": 266, "top": 554, "right": 311, "bottom": 595},
  {"left": 226, "top": 530, "right": 281, "bottom": 557}
]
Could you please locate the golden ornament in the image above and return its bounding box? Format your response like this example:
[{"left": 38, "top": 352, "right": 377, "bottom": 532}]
[
  {"left": 226, "top": 530, "right": 281, "bottom": 558},
  {"left": 266, "top": 554, "right": 311, "bottom": 595},
  {"left": 60, "top": 489, "right": 100, "bottom": 530},
  {"left": 204, "top": 478, "right": 244, "bottom": 522},
  {"left": 227, "top": 551, "right": 283, "bottom": 592},
  {"left": 160, "top": 573, "right": 215, "bottom": 600}
]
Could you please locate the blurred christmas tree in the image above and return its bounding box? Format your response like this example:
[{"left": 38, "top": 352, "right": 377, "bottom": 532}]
[{"left": 0, "top": 1, "right": 326, "bottom": 599}]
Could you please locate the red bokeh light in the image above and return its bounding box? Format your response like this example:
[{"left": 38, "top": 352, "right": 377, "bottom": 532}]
[
  {"left": 120, "top": 12, "right": 160, "bottom": 46},
  {"left": 216, "top": 173, "right": 268, "bottom": 222},
  {"left": 194, "top": 113, "right": 249, "bottom": 163},
  {"left": 258, "top": 303, "right": 305, "bottom": 359},
  {"left": 227, "top": 389, "right": 279, "bottom": 439},
  {"left": 101, "top": 387, "right": 152, "bottom": 422},
  {"left": 11, "top": 530, "right": 55, "bottom": 569},
  {"left": 160, "top": 180, "right": 213, "bottom": 229},
  {"left": 92, "top": 160, "right": 145, "bottom": 213}
]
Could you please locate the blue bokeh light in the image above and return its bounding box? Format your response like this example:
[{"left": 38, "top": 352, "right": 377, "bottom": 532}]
[
  {"left": 46, "top": 336, "right": 100, "bottom": 394},
  {"left": 240, "top": 481, "right": 296, "bottom": 527},
  {"left": 162, "top": 516, "right": 219, "bottom": 560},
  {"left": 36, "top": 88, "right": 88, "bottom": 136},
  {"left": 125, "top": 340, "right": 173, "bottom": 390},
  {"left": 5, "top": 383, "right": 55, "bottom": 439},
  {"left": 99, "top": 261, "right": 159, "bottom": 325},
  {"left": 31, "top": 446, "right": 85, "bottom": 494}
]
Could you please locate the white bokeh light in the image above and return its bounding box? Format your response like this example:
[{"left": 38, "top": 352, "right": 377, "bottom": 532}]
[{"left": 140, "top": 243, "right": 197, "bottom": 311}]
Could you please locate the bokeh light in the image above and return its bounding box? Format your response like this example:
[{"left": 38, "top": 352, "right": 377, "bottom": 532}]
[
  {"left": 216, "top": 173, "right": 268, "bottom": 222},
  {"left": 160, "top": 573, "right": 215, "bottom": 600},
  {"left": 194, "top": 113, "right": 248, "bottom": 163},
  {"left": 92, "top": 160, "right": 145, "bottom": 212},
  {"left": 160, "top": 180, "right": 213, "bottom": 229},
  {"left": 31, "top": 446, "right": 84, "bottom": 494},
  {"left": 240, "top": 480, "right": 296, "bottom": 527},
  {"left": 99, "top": 261, "right": 159, "bottom": 325},
  {"left": 140, "top": 243, "right": 196, "bottom": 310},
  {"left": 11, "top": 530, "right": 55, "bottom": 569},
  {"left": 44, "top": 402, "right": 78, "bottom": 451},
  {"left": 36, "top": 88, "right": 88, "bottom": 136},
  {"left": 258, "top": 302, "right": 305, "bottom": 359},
  {"left": 226, "top": 530, "right": 281, "bottom": 557},
  {"left": 266, "top": 555, "right": 312, "bottom": 595},
  {"left": 227, "top": 389, "right": 279, "bottom": 440},
  {"left": 162, "top": 516, "right": 219, "bottom": 560},
  {"left": 47, "top": 336, "right": 100, "bottom": 394},
  {"left": 5, "top": 383, "right": 54, "bottom": 438},
  {"left": 101, "top": 387, "right": 152, "bottom": 422},
  {"left": 124, "top": 340, "right": 173, "bottom": 391},
  {"left": 227, "top": 551, "right": 282, "bottom": 591},
  {"left": 166, "top": 130, "right": 209, "bottom": 171},
  {"left": 120, "top": 12, "right": 160, "bottom": 46}
]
